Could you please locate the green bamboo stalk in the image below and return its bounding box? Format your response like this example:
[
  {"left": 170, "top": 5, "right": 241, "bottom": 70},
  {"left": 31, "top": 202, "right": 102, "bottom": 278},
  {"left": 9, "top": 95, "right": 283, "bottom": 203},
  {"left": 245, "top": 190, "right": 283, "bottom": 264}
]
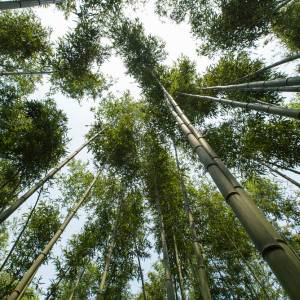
[
  {"left": 154, "top": 179, "right": 176, "bottom": 300},
  {"left": 158, "top": 81, "right": 300, "bottom": 300},
  {"left": 201, "top": 76, "right": 300, "bottom": 92},
  {"left": 135, "top": 244, "right": 147, "bottom": 300},
  {"left": 172, "top": 234, "right": 186, "bottom": 300},
  {"left": 0, "top": 71, "right": 52, "bottom": 76},
  {"left": 173, "top": 142, "right": 212, "bottom": 300},
  {"left": 262, "top": 162, "right": 300, "bottom": 189},
  {"left": 0, "top": 187, "right": 43, "bottom": 272},
  {"left": 68, "top": 268, "right": 85, "bottom": 300},
  {"left": 7, "top": 173, "right": 100, "bottom": 300},
  {"left": 0, "top": 0, "right": 61, "bottom": 11},
  {"left": 0, "top": 133, "right": 101, "bottom": 224},
  {"left": 266, "top": 161, "right": 300, "bottom": 176},
  {"left": 178, "top": 92, "right": 300, "bottom": 120}
]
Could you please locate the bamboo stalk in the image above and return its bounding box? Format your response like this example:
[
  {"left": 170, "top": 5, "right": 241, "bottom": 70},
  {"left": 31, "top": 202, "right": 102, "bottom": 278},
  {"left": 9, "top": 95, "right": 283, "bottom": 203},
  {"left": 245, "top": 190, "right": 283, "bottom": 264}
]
[
  {"left": 0, "top": 71, "right": 53, "bottom": 76},
  {"left": 7, "top": 172, "right": 100, "bottom": 300},
  {"left": 0, "top": 0, "right": 61, "bottom": 11},
  {"left": 235, "top": 53, "right": 300, "bottom": 82},
  {"left": 263, "top": 162, "right": 300, "bottom": 189},
  {"left": 158, "top": 81, "right": 300, "bottom": 300},
  {"left": 154, "top": 179, "right": 176, "bottom": 300},
  {"left": 200, "top": 76, "right": 300, "bottom": 91},
  {"left": 0, "top": 187, "right": 43, "bottom": 272},
  {"left": 136, "top": 245, "right": 147, "bottom": 300},
  {"left": 178, "top": 92, "right": 300, "bottom": 120},
  {"left": 0, "top": 133, "right": 101, "bottom": 224},
  {"left": 173, "top": 234, "right": 186, "bottom": 300},
  {"left": 173, "top": 142, "right": 212, "bottom": 300}
]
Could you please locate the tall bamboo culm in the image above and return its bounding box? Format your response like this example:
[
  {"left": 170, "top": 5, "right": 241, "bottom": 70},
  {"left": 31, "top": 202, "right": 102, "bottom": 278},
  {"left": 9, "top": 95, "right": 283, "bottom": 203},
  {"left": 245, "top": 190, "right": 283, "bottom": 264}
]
[
  {"left": 7, "top": 173, "right": 100, "bottom": 300},
  {"left": 0, "top": 0, "right": 61, "bottom": 10},
  {"left": 173, "top": 142, "right": 212, "bottom": 300},
  {"left": 158, "top": 81, "right": 300, "bottom": 300},
  {"left": 0, "top": 133, "right": 101, "bottom": 224},
  {"left": 178, "top": 93, "right": 300, "bottom": 120}
]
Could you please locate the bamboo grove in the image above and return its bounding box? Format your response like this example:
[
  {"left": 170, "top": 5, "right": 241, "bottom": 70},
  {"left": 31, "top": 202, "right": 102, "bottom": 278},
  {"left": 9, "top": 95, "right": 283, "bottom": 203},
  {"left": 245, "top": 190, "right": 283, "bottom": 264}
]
[{"left": 0, "top": 0, "right": 300, "bottom": 299}]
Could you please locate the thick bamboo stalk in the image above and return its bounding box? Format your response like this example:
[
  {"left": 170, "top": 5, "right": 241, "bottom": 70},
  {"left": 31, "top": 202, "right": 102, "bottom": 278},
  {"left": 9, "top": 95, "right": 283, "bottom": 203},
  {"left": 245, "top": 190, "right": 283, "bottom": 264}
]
[
  {"left": 0, "top": 70, "right": 52, "bottom": 76},
  {"left": 7, "top": 173, "right": 100, "bottom": 300},
  {"left": 136, "top": 245, "right": 147, "bottom": 300},
  {"left": 235, "top": 53, "right": 300, "bottom": 82},
  {"left": 178, "top": 92, "right": 300, "bottom": 120},
  {"left": 154, "top": 181, "right": 176, "bottom": 300},
  {"left": 0, "top": 187, "right": 43, "bottom": 272},
  {"left": 159, "top": 82, "right": 300, "bottom": 300},
  {"left": 200, "top": 76, "right": 300, "bottom": 91},
  {"left": 262, "top": 163, "right": 300, "bottom": 189},
  {"left": 227, "top": 86, "right": 300, "bottom": 93},
  {"left": 173, "top": 142, "right": 212, "bottom": 300},
  {"left": 0, "top": 133, "right": 101, "bottom": 224},
  {"left": 173, "top": 234, "right": 186, "bottom": 300},
  {"left": 0, "top": 0, "right": 61, "bottom": 10}
]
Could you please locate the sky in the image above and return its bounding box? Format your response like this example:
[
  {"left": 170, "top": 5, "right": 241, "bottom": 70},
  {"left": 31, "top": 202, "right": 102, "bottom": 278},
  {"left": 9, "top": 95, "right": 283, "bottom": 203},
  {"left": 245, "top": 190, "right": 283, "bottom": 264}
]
[{"left": 4, "top": 1, "right": 300, "bottom": 298}]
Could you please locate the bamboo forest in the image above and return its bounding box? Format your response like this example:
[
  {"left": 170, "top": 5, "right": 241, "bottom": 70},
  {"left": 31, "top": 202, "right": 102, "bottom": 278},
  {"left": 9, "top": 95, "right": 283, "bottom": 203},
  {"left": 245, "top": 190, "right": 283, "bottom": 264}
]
[{"left": 1, "top": 0, "right": 300, "bottom": 299}]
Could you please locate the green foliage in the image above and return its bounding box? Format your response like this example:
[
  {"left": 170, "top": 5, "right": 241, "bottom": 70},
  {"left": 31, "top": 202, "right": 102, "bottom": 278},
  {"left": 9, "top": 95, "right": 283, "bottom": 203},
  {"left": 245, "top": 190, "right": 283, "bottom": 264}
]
[
  {"left": 0, "top": 97, "right": 68, "bottom": 185},
  {"left": 272, "top": 1, "right": 300, "bottom": 51},
  {"left": 51, "top": 18, "right": 109, "bottom": 99},
  {"left": 0, "top": 11, "right": 51, "bottom": 63}
]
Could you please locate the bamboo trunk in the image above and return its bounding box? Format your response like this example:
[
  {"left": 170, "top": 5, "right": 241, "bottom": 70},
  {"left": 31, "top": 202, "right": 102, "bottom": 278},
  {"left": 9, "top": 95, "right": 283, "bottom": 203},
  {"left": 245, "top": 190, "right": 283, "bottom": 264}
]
[
  {"left": 96, "top": 197, "right": 123, "bottom": 300},
  {"left": 173, "top": 142, "right": 212, "bottom": 300},
  {"left": 178, "top": 93, "right": 300, "bottom": 120},
  {"left": 173, "top": 234, "right": 186, "bottom": 300},
  {"left": 0, "top": 187, "right": 43, "bottom": 272},
  {"left": 263, "top": 162, "right": 300, "bottom": 189},
  {"left": 136, "top": 245, "right": 147, "bottom": 300},
  {"left": 0, "top": 70, "right": 52, "bottom": 76},
  {"left": 0, "top": 0, "right": 61, "bottom": 10},
  {"left": 7, "top": 173, "right": 100, "bottom": 300},
  {"left": 266, "top": 161, "right": 300, "bottom": 176},
  {"left": 0, "top": 133, "right": 101, "bottom": 224},
  {"left": 154, "top": 181, "right": 176, "bottom": 300},
  {"left": 235, "top": 53, "right": 300, "bottom": 82},
  {"left": 158, "top": 81, "right": 300, "bottom": 300},
  {"left": 200, "top": 76, "right": 300, "bottom": 91},
  {"left": 68, "top": 268, "right": 85, "bottom": 300}
]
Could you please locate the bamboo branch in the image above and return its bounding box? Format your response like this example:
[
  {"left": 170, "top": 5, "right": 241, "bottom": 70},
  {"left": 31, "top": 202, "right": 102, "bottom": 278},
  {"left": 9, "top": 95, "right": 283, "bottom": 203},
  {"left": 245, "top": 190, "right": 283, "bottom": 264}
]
[{"left": 0, "top": 0, "right": 61, "bottom": 11}]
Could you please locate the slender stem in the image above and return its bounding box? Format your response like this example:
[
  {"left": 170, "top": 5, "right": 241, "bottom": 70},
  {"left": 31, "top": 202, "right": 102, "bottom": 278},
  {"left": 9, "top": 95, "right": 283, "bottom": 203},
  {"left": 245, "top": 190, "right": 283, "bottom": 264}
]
[
  {"left": 0, "top": 133, "right": 101, "bottom": 224},
  {"left": 178, "top": 92, "right": 300, "bottom": 120},
  {"left": 0, "top": 0, "right": 61, "bottom": 11},
  {"left": 135, "top": 244, "right": 147, "bottom": 300},
  {"left": 0, "top": 187, "right": 43, "bottom": 272},
  {"left": 7, "top": 173, "right": 100, "bottom": 300}
]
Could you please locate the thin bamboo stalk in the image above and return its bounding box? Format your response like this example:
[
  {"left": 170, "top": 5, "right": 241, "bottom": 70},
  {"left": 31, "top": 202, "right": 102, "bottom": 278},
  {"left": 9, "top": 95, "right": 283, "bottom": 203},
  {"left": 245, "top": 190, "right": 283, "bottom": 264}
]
[
  {"left": 200, "top": 76, "right": 300, "bottom": 91},
  {"left": 7, "top": 172, "right": 100, "bottom": 300},
  {"left": 158, "top": 81, "right": 300, "bottom": 300},
  {"left": 135, "top": 244, "right": 147, "bottom": 300},
  {"left": 0, "top": 187, "right": 43, "bottom": 272},
  {"left": 68, "top": 268, "right": 85, "bottom": 300},
  {"left": 178, "top": 92, "right": 300, "bottom": 120},
  {"left": 235, "top": 53, "right": 300, "bottom": 82},
  {"left": 267, "top": 161, "right": 300, "bottom": 176},
  {"left": 0, "top": 0, "right": 61, "bottom": 10},
  {"left": 0, "top": 133, "right": 101, "bottom": 224},
  {"left": 154, "top": 180, "right": 176, "bottom": 300},
  {"left": 173, "top": 234, "right": 186, "bottom": 300},
  {"left": 263, "top": 163, "right": 300, "bottom": 189},
  {"left": 173, "top": 142, "right": 212, "bottom": 300}
]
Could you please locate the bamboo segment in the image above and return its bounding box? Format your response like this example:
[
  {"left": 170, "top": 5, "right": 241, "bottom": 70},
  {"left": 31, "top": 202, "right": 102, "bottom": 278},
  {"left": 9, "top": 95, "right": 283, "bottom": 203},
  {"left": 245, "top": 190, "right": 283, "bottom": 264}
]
[
  {"left": 136, "top": 245, "right": 147, "bottom": 300},
  {"left": 0, "top": 71, "right": 53, "bottom": 76},
  {"left": 235, "top": 53, "right": 300, "bottom": 82},
  {"left": 0, "top": 0, "right": 61, "bottom": 10},
  {"left": 159, "top": 82, "right": 300, "bottom": 300},
  {"left": 7, "top": 173, "right": 100, "bottom": 300},
  {"left": 0, "top": 133, "right": 101, "bottom": 224},
  {"left": 178, "top": 92, "right": 300, "bottom": 120},
  {"left": 200, "top": 76, "right": 300, "bottom": 91}
]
